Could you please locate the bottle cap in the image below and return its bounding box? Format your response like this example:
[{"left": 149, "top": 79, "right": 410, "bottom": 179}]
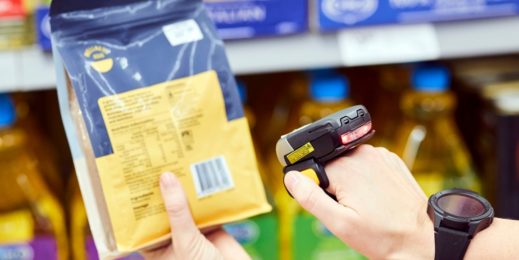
[
  {"left": 308, "top": 68, "right": 337, "bottom": 78},
  {"left": 310, "top": 74, "right": 349, "bottom": 102},
  {"left": 0, "top": 94, "right": 16, "bottom": 129},
  {"left": 412, "top": 65, "right": 450, "bottom": 92},
  {"left": 237, "top": 81, "right": 247, "bottom": 104}
]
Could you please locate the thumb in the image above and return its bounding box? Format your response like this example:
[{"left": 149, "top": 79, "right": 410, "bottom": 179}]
[
  {"left": 284, "top": 171, "right": 355, "bottom": 229},
  {"left": 159, "top": 172, "right": 200, "bottom": 246}
]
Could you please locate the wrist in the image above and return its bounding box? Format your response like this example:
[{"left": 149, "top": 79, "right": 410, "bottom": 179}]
[
  {"left": 389, "top": 205, "right": 435, "bottom": 260},
  {"left": 405, "top": 213, "right": 435, "bottom": 260},
  {"left": 464, "top": 218, "right": 505, "bottom": 260},
  {"left": 418, "top": 216, "right": 435, "bottom": 260}
]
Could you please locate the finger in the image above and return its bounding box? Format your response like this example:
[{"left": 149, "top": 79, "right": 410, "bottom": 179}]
[
  {"left": 284, "top": 171, "right": 356, "bottom": 231},
  {"left": 324, "top": 144, "right": 374, "bottom": 194},
  {"left": 206, "top": 229, "right": 251, "bottom": 260},
  {"left": 159, "top": 172, "right": 200, "bottom": 244}
]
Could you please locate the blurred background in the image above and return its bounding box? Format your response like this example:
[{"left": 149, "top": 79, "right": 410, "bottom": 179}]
[{"left": 1, "top": 0, "right": 518, "bottom": 259}]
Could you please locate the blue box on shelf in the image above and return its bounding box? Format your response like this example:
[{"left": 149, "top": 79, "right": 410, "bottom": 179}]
[
  {"left": 205, "top": 0, "right": 308, "bottom": 40},
  {"left": 318, "top": 0, "right": 519, "bottom": 31},
  {"left": 36, "top": 6, "right": 52, "bottom": 52}
]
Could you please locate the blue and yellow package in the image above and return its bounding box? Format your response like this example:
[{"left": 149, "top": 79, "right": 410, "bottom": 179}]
[{"left": 50, "top": 0, "right": 271, "bottom": 258}]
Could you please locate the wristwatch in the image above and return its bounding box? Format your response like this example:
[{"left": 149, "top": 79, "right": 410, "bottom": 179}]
[{"left": 427, "top": 188, "right": 494, "bottom": 260}]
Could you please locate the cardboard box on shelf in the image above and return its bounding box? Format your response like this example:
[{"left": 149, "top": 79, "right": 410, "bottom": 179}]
[
  {"left": 317, "top": 0, "right": 519, "bottom": 31},
  {"left": 205, "top": 0, "right": 308, "bottom": 40}
]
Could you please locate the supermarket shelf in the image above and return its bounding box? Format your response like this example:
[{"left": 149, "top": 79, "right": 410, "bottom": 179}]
[
  {"left": 226, "top": 16, "right": 519, "bottom": 74},
  {"left": 0, "top": 47, "right": 55, "bottom": 92},
  {"left": 226, "top": 32, "right": 342, "bottom": 74},
  {"left": 2, "top": 16, "right": 519, "bottom": 92}
]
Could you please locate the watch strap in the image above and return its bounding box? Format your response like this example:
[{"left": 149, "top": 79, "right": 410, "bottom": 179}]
[{"left": 434, "top": 226, "right": 471, "bottom": 260}]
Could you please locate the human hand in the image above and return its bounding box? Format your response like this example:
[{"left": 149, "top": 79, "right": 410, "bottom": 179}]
[
  {"left": 284, "top": 145, "right": 434, "bottom": 259},
  {"left": 142, "top": 173, "right": 250, "bottom": 260}
]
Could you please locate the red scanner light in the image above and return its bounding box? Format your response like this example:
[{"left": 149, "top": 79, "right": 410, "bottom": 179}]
[{"left": 340, "top": 122, "right": 372, "bottom": 144}]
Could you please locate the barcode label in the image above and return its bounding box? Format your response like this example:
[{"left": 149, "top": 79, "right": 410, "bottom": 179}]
[{"left": 191, "top": 156, "right": 234, "bottom": 198}]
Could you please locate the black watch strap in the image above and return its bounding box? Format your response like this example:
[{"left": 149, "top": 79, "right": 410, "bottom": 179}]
[{"left": 434, "top": 227, "right": 471, "bottom": 260}]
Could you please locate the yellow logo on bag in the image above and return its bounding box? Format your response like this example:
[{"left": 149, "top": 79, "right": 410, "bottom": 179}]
[{"left": 84, "top": 45, "right": 113, "bottom": 73}]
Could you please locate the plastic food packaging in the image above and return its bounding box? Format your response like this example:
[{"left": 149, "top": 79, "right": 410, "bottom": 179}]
[{"left": 50, "top": 0, "right": 271, "bottom": 258}]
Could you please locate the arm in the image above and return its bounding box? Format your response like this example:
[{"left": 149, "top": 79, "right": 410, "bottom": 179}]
[
  {"left": 285, "top": 144, "right": 519, "bottom": 259},
  {"left": 465, "top": 218, "right": 519, "bottom": 259}
]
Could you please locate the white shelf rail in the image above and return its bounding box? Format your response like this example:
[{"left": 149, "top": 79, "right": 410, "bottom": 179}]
[{"left": 1, "top": 16, "right": 519, "bottom": 92}]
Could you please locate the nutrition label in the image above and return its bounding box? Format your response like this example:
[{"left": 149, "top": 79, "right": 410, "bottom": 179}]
[
  {"left": 93, "top": 70, "right": 268, "bottom": 250},
  {"left": 96, "top": 72, "right": 216, "bottom": 221}
]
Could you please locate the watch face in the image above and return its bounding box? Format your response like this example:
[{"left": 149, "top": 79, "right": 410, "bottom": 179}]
[{"left": 437, "top": 194, "right": 486, "bottom": 218}]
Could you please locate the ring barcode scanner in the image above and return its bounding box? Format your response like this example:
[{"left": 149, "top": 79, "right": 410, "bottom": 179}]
[{"left": 276, "top": 105, "right": 375, "bottom": 198}]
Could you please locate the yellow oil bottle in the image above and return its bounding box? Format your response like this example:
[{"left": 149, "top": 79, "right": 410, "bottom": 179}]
[
  {"left": 395, "top": 65, "right": 481, "bottom": 197},
  {"left": 0, "top": 94, "right": 67, "bottom": 260}
]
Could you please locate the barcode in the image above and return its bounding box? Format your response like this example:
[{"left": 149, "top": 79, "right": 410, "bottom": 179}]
[{"left": 191, "top": 156, "right": 234, "bottom": 198}]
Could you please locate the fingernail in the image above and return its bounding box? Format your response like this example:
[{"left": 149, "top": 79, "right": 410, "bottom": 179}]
[
  {"left": 160, "top": 172, "right": 175, "bottom": 188},
  {"left": 284, "top": 171, "right": 301, "bottom": 191}
]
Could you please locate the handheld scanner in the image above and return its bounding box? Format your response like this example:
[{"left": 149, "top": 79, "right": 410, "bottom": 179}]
[{"left": 276, "top": 105, "right": 374, "bottom": 194}]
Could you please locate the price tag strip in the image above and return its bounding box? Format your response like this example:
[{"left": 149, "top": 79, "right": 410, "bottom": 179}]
[{"left": 338, "top": 23, "right": 440, "bottom": 66}]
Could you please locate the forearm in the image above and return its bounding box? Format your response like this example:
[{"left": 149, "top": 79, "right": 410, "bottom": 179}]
[{"left": 465, "top": 218, "right": 519, "bottom": 259}]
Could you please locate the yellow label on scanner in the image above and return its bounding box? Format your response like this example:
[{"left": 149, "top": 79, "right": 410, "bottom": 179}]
[{"left": 287, "top": 142, "right": 315, "bottom": 164}]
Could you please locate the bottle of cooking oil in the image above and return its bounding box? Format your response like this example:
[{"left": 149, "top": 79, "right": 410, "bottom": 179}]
[
  {"left": 395, "top": 65, "right": 481, "bottom": 197},
  {"left": 0, "top": 94, "right": 67, "bottom": 260},
  {"left": 238, "top": 81, "right": 277, "bottom": 193},
  {"left": 13, "top": 94, "right": 65, "bottom": 200},
  {"left": 238, "top": 82, "right": 255, "bottom": 129},
  {"left": 292, "top": 72, "right": 365, "bottom": 260},
  {"left": 69, "top": 175, "right": 94, "bottom": 260},
  {"left": 369, "top": 66, "right": 410, "bottom": 149},
  {"left": 224, "top": 213, "right": 279, "bottom": 260},
  {"left": 299, "top": 71, "right": 354, "bottom": 124},
  {"left": 263, "top": 73, "right": 308, "bottom": 260}
]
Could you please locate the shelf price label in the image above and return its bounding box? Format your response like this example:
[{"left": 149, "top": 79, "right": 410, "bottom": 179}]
[{"left": 338, "top": 23, "right": 440, "bottom": 66}]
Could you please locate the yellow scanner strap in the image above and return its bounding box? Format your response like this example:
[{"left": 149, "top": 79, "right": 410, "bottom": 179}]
[{"left": 300, "top": 168, "right": 320, "bottom": 186}]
